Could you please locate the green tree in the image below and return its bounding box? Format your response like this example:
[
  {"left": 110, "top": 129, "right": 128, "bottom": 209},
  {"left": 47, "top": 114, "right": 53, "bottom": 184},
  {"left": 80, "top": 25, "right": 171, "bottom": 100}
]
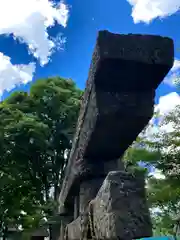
[
  {"left": 0, "top": 77, "right": 82, "bottom": 237},
  {"left": 122, "top": 105, "right": 180, "bottom": 236}
]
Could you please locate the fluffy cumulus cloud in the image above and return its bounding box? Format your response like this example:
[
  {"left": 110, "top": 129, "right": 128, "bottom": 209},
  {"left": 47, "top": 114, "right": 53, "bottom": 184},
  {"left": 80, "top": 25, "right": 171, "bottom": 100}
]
[
  {"left": 156, "top": 91, "right": 180, "bottom": 116},
  {"left": 172, "top": 59, "right": 180, "bottom": 73},
  {"left": 0, "top": 53, "right": 36, "bottom": 96},
  {"left": 149, "top": 168, "right": 165, "bottom": 179},
  {"left": 0, "top": 0, "right": 69, "bottom": 97},
  {"left": 154, "top": 92, "right": 180, "bottom": 134},
  {"left": 164, "top": 59, "right": 180, "bottom": 87},
  {"left": 127, "top": 0, "right": 180, "bottom": 23},
  {"left": 144, "top": 92, "right": 180, "bottom": 139}
]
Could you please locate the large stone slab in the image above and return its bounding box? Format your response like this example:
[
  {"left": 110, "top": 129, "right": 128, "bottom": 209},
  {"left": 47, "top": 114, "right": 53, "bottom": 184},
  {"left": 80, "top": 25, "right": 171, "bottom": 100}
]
[
  {"left": 59, "top": 30, "right": 174, "bottom": 211},
  {"left": 92, "top": 171, "right": 152, "bottom": 240}
]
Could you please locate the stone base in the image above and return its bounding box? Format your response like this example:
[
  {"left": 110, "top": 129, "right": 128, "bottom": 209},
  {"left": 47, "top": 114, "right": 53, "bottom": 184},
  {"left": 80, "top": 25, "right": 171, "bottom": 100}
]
[
  {"left": 66, "top": 213, "right": 90, "bottom": 240},
  {"left": 59, "top": 216, "right": 73, "bottom": 240},
  {"left": 92, "top": 171, "right": 152, "bottom": 240},
  {"left": 66, "top": 217, "right": 81, "bottom": 240},
  {"left": 60, "top": 171, "right": 152, "bottom": 240}
]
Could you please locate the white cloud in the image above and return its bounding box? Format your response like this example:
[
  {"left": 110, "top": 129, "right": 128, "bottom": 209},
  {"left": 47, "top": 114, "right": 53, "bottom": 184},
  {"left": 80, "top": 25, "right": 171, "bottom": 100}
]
[
  {"left": 151, "top": 207, "right": 162, "bottom": 214},
  {"left": 164, "top": 59, "right": 180, "bottom": 87},
  {"left": 127, "top": 0, "right": 180, "bottom": 23},
  {"left": 142, "top": 92, "right": 180, "bottom": 141},
  {"left": 155, "top": 92, "right": 180, "bottom": 133},
  {"left": 0, "top": 0, "right": 69, "bottom": 65},
  {"left": 0, "top": 53, "right": 35, "bottom": 97},
  {"left": 171, "top": 59, "right": 180, "bottom": 73},
  {"left": 149, "top": 168, "right": 165, "bottom": 179},
  {"left": 156, "top": 92, "right": 180, "bottom": 116},
  {"left": 0, "top": 0, "right": 69, "bottom": 98}
]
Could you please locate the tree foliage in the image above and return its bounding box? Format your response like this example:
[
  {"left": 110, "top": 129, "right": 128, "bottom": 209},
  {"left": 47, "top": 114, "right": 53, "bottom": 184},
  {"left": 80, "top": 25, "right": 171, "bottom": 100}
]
[
  {"left": 122, "top": 104, "right": 180, "bottom": 236},
  {"left": 0, "top": 77, "right": 82, "bottom": 236}
]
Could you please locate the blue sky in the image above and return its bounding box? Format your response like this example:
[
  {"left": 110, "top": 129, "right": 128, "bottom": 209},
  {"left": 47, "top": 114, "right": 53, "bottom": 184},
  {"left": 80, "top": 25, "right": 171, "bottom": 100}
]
[{"left": 0, "top": 0, "right": 180, "bottom": 113}]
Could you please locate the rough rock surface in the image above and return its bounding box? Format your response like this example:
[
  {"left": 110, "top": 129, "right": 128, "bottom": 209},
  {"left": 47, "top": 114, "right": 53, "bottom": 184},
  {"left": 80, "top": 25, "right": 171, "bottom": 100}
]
[
  {"left": 79, "top": 178, "right": 104, "bottom": 214},
  {"left": 92, "top": 171, "right": 152, "bottom": 240},
  {"left": 59, "top": 30, "right": 174, "bottom": 211},
  {"left": 66, "top": 217, "right": 81, "bottom": 240}
]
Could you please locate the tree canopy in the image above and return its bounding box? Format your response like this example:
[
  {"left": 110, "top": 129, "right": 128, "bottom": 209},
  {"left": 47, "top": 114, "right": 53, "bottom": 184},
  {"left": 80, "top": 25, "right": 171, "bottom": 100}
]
[
  {"left": 122, "top": 104, "right": 180, "bottom": 236},
  {"left": 0, "top": 77, "right": 82, "bottom": 237}
]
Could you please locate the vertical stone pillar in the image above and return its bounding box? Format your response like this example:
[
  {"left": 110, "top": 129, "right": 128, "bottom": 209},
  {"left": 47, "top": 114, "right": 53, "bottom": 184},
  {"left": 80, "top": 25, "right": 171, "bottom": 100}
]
[
  {"left": 92, "top": 171, "right": 152, "bottom": 240},
  {"left": 79, "top": 158, "right": 122, "bottom": 215}
]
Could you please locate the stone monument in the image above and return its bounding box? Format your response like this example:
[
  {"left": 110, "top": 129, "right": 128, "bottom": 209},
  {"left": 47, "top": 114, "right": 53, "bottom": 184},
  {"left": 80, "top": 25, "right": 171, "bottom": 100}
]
[{"left": 58, "top": 30, "right": 174, "bottom": 240}]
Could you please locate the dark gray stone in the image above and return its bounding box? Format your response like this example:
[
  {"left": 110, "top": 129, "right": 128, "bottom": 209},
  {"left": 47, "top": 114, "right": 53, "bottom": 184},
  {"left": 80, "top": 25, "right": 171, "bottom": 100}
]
[
  {"left": 79, "top": 178, "right": 104, "bottom": 214},
  {"left": 66, "top": 217, "right": 81, "bottom": 240},
  {"left": 59, "top": 30, "right": 174, "bottom": 211},
  {"left": 60, "top": 217, "right": 73, "bottom": 240},
  {"left": 57, "top": 30, "right": 174, "bottom": 240},
  {"left": 92, "top": 171, "right": 152, "bottom": 240}
]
